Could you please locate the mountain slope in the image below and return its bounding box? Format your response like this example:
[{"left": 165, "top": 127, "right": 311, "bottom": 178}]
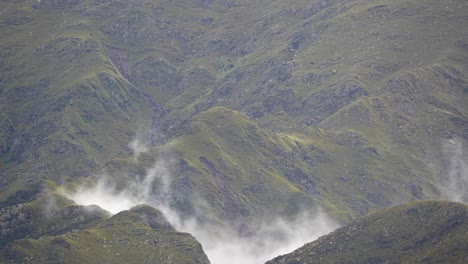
[
  {"left": 0, "top": 0, "right": 468, "bottom": 262},
  {"left": 267, "top": 201, "right": 468, "bottom": 264},
  {"left": 1, "top": 204, "right": 209, "bottom": 264},
  {"left": 0, "top": 0, "right": 154, "bottom": 204}
]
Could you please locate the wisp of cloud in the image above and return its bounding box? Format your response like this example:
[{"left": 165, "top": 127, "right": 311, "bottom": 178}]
[
  {"left": 442, "top": 137, "right": 468, "bottom": 203},
  {"left": 69, "top": 160, "right": 171, "bottom": 214},
  {"left": 193, "top": 211, "right": 337, "bottom": 264},
  {"left": 69, "top": 156, "right": 338, "bottom": 264},
  {"left": 129, "top": 137, "right": 148, "bottom": 160}
]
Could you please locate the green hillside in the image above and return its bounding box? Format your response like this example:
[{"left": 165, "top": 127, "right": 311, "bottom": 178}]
[
  {"left": 1, "top": 203, "right": 209, "bottom": 264},
  {"left": 267, "top": 201, "right": 468, "bottom": 264},
  {"left": 1, "top": 0, "right": 467, "bottom": 262}
]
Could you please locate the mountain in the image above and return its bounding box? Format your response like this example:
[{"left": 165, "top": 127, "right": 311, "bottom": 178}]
[
  {"left": 0, "top": 183, "right": 209, "bottom": 263},
  {"left": 1, "top": 205, "right": 209, "bottom": 264},
  {"left": 1, "top": 0, "right": 468, "bottom": 263},
  {"left": 267, "top": 201, "right": 468, "bottom": 264}
]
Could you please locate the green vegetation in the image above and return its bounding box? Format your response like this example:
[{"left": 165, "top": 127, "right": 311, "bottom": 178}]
[
  {"left": 0, "top": 181, "right": 109, "bottom": 248},
  {"left": 1, "top": 204, "right": 209, "bottom": 264},
  {"left": 0, "top": 0, "right": 467, "bottom": 262},
  {"left": 1, "top": 0, "right": 466, "bottom": 222},
  {"left": 267, "top": 201, "right": 468, "bottom": 264}
]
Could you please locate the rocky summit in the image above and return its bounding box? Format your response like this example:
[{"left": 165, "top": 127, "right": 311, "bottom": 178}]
[{"left": 1, "top": 0, "right": 467, "bottom": 263}]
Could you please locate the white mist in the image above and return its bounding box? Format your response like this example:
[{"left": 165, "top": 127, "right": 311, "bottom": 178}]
[
  {"left": 69, "top": 157, "right": 338, "bottom": 264},
  {"left": 442, "top": 137, "right": 468, "bottom": 203}
]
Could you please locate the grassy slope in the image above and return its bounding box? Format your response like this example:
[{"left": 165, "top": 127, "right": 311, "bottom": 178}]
[
  {"left": 164, "top": 106, "right": 391, "bottom": 223},
  {"left": 0, "top": 0, "right": 467, "bottom": 259},
  {"left": 167, "top": 107, "right": 319, "bottom": 224},
  {"left": 0, "top": 2, "right": 209, "bottom": 262},
  {"left": 267, "top": 201, "right": 468, "bottom": 264},
  {"left": 0, "top": 0, "right": 152, "bottom": 202},
  {"left": 1, "top": 204, "right": 210, "bottom": 264},
  {"left": 145, "top": 0, "right": 468, "bottom": 220}
]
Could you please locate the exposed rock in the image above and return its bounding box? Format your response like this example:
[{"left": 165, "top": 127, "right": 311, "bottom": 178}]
[
  {"left": 0, "top": 114, "right": 14, "bottom": 154},
  {"left": 300, "top": 82, "right": 369, "bottom": 125},
  {"left": 129, "top": 204, "right": 173, "bottom": 230}
]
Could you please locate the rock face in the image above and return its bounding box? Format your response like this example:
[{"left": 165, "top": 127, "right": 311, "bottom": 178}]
[
  {"left": 267, "top": 201, "right": 468, "bottom": 264},
  {"left": 0, "top": 115, "right": 14, "bottom": 154},
  {"left": 0, "top": 204, "right": 28, "bottom": 240}
]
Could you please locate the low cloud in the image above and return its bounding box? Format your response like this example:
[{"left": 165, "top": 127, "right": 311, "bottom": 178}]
[
  {"left": 129, "top": 136, "right": 148, "bottom": 160},
  {"left": 70, "top": 179, "right": 139, "bottom": 214},
  {"left": 69, "top": 160, "right": 172, "bottom": 215},
  {"left": 42, "top": 194, "right": 59, "bottom": 219},
  {"left": 193, "top": 210, "right": 337, "bottom": 264},
  {"left": 442, "top": 137, "right": 468, "bottom": 203},
  {"left": 69, "top": 156, "right": 338, "bottom": 264}
]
